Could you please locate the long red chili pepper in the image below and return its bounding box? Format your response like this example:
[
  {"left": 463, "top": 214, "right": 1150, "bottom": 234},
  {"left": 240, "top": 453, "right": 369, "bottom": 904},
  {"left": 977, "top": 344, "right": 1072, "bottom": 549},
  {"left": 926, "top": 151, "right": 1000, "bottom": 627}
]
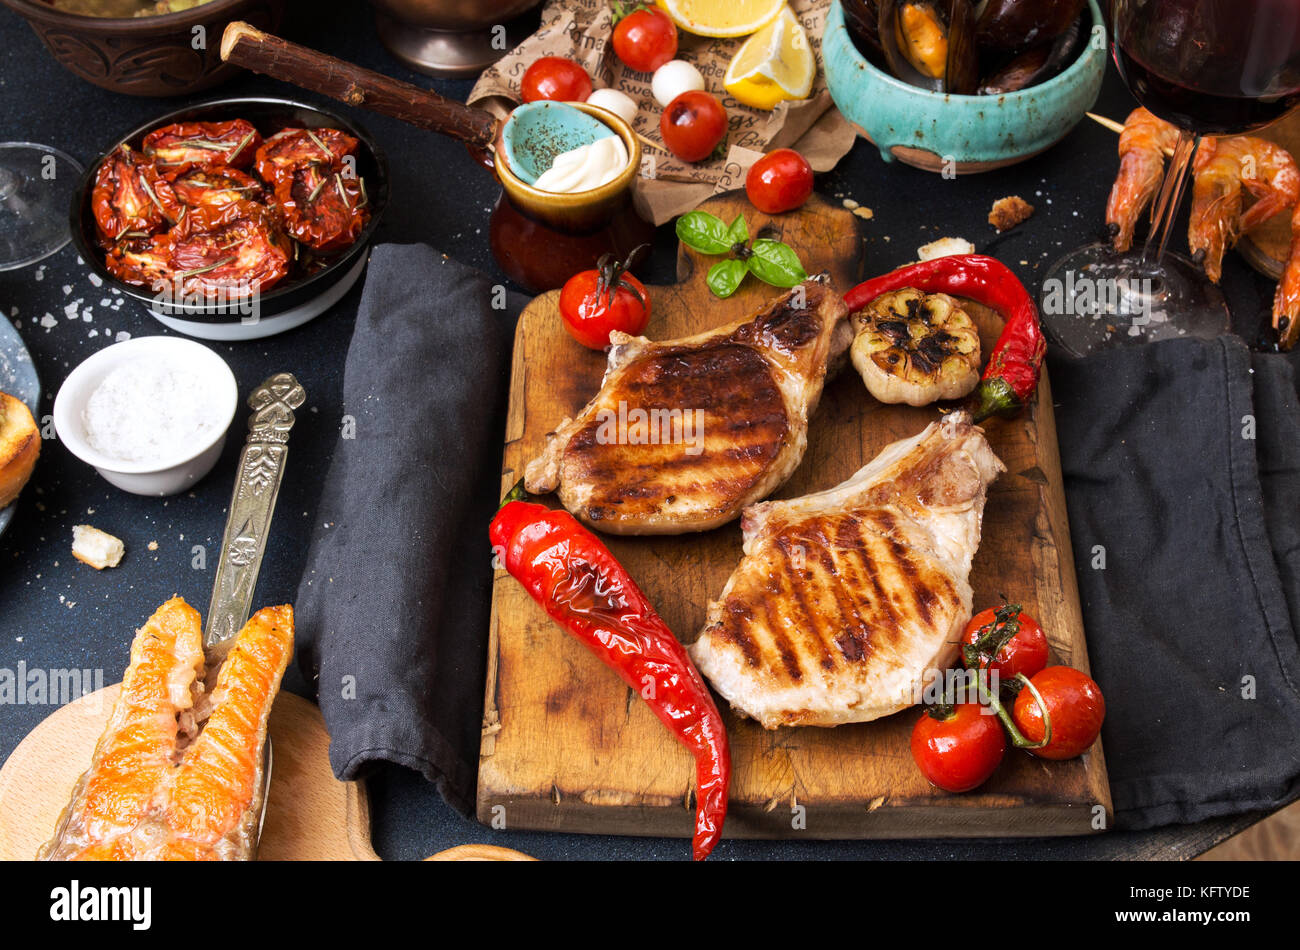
[
  {"left": 489, "top": 486, "right": 730, "bottom": 861},
  {"left": 844, "top": 255, "right": 1045, "bottom": 422}
]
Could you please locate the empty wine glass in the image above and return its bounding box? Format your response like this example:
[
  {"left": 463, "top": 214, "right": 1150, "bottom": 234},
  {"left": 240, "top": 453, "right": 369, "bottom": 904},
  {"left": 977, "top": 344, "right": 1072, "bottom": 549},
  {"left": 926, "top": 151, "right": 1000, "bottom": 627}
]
[{"left": 0, "top": 142, "right": 83, "bottom": 271}]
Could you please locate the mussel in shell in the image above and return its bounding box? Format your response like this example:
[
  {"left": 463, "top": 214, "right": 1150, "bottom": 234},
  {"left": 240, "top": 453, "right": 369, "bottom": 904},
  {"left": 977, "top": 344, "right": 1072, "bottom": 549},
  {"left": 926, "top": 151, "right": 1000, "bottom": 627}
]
[
  {"left": 975, "top": 0, "right": 1087, "bottom": 54},
  {"left": 843, "top": 0, "right": 883, "bottom": 56},
  {"left": 878, "top": 0, "right": 980, "bottom": 95},
  {"left": 978, "top": 16, "right": 1084, "bottom": 94},
  {"left": 858, "top": 0, "right": 1087, "bottom": 95}
]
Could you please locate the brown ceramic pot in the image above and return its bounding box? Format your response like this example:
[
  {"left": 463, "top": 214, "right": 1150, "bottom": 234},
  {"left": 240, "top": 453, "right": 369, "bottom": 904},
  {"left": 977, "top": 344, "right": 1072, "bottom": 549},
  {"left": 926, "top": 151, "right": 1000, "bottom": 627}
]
[{"left": 0, "top": 0, "right": 285, "bottom": 97}]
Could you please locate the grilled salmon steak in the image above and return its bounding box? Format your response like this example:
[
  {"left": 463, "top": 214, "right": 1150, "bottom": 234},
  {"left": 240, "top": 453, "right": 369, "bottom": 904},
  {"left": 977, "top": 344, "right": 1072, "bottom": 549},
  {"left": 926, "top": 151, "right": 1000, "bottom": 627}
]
[
  {"left": 40, "top": 599, "right": 293, "bottom": 861},
  {"left": 689, "top": 412, "right": 1003, "bottom": 728},
  {"left": 525, "top": 277, "right": 851, "bottom": 534}
]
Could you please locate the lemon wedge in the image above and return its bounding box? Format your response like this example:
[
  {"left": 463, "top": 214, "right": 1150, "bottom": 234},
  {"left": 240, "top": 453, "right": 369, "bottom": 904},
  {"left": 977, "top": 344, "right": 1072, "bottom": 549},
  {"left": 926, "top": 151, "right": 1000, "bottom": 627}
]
[
  {"left": 723, "top": 7, "right": 815, "bottom": 110},
  {"left": 657, "top": 0, "right": 787, "bottom": 38}
]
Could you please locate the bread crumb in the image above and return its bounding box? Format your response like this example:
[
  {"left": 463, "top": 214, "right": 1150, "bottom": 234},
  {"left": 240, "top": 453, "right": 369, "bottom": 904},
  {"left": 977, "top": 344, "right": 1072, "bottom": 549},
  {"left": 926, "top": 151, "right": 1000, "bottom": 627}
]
[
  {"left": 917, "top": 237, "right": 975, "bottom": 261},
  {"left": 853, "top": 206, "right": 874, "bottom": 220},
  {"left": 72, "top": 525, "right": 125, "bottom": 570},
  {"left": 841, "top": 198, "right": 860, "bottom": 210},
  {"left": 989, "top": 195, "right": 1035, "bottom": 232},
  {"left": 147, "top": 540, "right": 159, "bottom": 551}
]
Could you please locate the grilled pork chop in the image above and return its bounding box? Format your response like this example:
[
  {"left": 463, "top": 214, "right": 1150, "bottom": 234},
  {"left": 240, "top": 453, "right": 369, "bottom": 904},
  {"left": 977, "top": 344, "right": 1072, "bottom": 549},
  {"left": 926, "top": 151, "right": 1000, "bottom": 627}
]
[
  {"left": 525, "top": 277, "right": 851, "bottom": 534},
  {"left": 689, "top": 412, "right": 1003, "bottom": 728}
]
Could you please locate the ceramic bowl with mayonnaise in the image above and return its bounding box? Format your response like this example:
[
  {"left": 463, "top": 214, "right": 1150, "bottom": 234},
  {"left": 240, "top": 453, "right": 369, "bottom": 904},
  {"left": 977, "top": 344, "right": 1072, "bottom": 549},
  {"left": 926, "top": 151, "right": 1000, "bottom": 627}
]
[{"left": 54, "top": 337, "right": 238, "bottom": 496}]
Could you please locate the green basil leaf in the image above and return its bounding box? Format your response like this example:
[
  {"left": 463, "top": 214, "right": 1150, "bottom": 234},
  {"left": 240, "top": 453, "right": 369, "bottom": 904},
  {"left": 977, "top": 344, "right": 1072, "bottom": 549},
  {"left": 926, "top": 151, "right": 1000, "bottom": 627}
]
[
  {"left": 707, "top": 259, "right": 749, "bottom": 298},
  {"left": 726, "top": 215, "right": 749, "bottom": 244},
  {"left": 676, "top": 211, "right": 732, "bottom": 255},
  {"left": 747, "top": 239, "right": 808, "bottom": 288}
]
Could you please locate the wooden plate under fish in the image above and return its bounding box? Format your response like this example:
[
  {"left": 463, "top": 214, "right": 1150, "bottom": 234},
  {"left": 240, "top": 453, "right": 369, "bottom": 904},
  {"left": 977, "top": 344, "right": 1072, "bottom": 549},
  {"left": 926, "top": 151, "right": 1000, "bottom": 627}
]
[{"left": 0, "top": 688, "right": 535, "bottom": 861}]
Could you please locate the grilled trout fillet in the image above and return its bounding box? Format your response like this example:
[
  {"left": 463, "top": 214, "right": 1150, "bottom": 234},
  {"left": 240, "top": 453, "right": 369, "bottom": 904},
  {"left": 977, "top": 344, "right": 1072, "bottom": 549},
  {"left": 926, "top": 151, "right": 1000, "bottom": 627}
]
[
  {"left": 40, "top": 599, "right": 293, "bottom": 861},
  {"left": 689, "top": 412, "right": 1003, "bottom": 728},
  {"left": 525, "top": 277, "right": 852, "bottom": 535}
]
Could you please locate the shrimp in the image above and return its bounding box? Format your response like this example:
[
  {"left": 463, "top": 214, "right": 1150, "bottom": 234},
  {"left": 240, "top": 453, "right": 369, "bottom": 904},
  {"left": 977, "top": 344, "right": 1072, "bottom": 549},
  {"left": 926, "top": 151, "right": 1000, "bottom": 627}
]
[
  {"left": 1189, "top": 136, "right": 1300, "bottom": 283},
  {"left": 1105, "top": 108, "right": 1182, "bottom": 252},
  {"left": 1272, "top": 201, "right": 1300, "bottom": 350}
]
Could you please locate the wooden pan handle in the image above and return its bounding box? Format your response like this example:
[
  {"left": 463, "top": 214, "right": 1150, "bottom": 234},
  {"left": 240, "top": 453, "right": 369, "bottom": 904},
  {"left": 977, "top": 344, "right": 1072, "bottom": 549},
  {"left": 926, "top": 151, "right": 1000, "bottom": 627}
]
[{"left": 220, "top": 21, "right": 499, "bottom": 151}]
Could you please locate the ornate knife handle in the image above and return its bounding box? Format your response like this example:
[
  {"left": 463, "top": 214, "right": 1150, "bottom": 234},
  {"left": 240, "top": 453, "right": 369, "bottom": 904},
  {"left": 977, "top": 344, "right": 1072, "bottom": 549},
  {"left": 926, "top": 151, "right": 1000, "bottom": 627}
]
[{"left": 204, "top": 372, "right": 306, "bottom": 647}]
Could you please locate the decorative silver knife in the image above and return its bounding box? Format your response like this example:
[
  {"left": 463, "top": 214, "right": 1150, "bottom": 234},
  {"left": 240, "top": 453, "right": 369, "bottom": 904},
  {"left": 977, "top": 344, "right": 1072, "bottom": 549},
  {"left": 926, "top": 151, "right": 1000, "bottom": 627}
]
[{"left": 204, "top": 372, "right": 306, "bottom": 647}]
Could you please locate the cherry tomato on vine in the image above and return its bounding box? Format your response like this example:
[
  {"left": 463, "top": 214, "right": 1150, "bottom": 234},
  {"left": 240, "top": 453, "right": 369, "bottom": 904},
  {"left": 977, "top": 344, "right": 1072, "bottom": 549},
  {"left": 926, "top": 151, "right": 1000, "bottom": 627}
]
[
  {"left": 745, "top": 148, "right": 814, "bottom": 214},
  {"left": 558, "top": 247, "right": 651, "bottom": 349},
  {"left": 612, "top": 5, "right": 678, "bottom": 73},
  {"left": 960, "top": 604, "right": 1049, "bottom": 683},
  {"left": 660, "top": 90, "right": 728, "bottom": 163},
  {"left": 1012, "top": 666, "right": 1106, "bottom": 760},
  {"left": 910, "top": 702, "right": 1005, "bottom": 793},
  {"left": 521, "top": 57, "right": 593, "bottom": 103}
]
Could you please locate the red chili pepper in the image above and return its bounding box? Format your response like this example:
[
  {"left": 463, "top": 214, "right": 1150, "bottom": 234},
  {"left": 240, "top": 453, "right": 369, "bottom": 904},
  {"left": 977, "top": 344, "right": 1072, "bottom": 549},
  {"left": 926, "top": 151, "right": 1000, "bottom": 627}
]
[
  {"left": 489, "top": 488, "right": 730, "bottom": 861},
  {"left": 844, "top": 255, "right": 1045, "bottom": 421}
]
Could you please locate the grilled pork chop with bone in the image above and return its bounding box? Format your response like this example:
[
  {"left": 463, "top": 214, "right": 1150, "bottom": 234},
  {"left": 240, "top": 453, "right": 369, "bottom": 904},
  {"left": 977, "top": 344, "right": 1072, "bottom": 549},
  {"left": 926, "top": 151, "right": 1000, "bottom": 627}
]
[
  {"left": 689, "top": 411, "right": 1003, "bottom": 728},
  {"left": 525, "top": 277, "right": 851, "bottom": 534}
]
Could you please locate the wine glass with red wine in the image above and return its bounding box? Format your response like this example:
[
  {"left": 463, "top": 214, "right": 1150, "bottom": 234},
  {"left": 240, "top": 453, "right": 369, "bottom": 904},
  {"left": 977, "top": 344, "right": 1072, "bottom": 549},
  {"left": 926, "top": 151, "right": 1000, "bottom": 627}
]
[{"left": 1041, "top": 0, "right": 1300, "bottom": 356}]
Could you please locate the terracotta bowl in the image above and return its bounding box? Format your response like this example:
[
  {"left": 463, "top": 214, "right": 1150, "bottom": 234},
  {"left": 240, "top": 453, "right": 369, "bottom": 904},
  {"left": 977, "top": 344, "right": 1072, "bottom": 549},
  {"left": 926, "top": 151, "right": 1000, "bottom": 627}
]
[{"left": 0, "top": 0, "right": 285, "bottom": 97}]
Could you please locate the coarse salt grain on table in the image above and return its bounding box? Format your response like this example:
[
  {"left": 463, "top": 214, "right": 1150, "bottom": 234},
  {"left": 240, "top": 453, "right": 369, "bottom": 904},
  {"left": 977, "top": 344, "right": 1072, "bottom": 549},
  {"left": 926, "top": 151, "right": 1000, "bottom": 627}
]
[{"left": 81, "top": 359, "right": 225, "bottom": 466}]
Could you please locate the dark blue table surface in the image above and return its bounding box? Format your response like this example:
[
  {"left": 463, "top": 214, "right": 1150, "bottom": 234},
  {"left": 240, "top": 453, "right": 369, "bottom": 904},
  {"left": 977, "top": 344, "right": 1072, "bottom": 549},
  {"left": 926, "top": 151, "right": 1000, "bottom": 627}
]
[{"left": 0, "top": 1, "right": 1288, "bottom": 861}]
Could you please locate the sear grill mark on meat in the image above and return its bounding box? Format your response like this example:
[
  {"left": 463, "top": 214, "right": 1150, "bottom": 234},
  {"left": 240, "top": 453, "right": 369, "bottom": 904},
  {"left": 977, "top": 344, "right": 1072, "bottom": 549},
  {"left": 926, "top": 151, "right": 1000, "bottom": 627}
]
[
  {"left": 689, "top": 413, "right": 1004, "bottom": 728},
  {"left": 524, "top": 278, "right": 850, "bottom": 535}
]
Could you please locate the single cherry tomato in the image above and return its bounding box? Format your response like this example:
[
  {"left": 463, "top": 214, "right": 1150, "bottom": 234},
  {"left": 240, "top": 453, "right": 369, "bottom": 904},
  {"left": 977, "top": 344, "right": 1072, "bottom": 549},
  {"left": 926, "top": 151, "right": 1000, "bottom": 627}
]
[
  {"left": 1012, "top": 666, "right": 1106, "bottom": 760},
  {"left": 521, "top": 57, "right": 593, "bottom": 104},
  {"left": 612, "top": 5, "right": 678, "bottom": 73},
  {"left": 960, "top": 604, "right": 1049, "bottom": 684},
  {"left": 558, "top": 247, "right": 650, "bottom": 349},
  {"left": 911, "top": 702, "right": 1005, "bottom": 793},
  {"left": 745, "top": 148, "right": 814, "bottom": 214},
  {"left": 660, "top": 90, "right": 728, "bottom": 163}
]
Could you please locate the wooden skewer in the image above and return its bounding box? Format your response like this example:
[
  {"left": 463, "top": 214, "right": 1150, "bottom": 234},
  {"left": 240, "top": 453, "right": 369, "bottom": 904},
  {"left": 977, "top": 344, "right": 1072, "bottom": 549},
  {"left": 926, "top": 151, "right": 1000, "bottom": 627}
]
[{"left": 1086, "top": 111, "right": 1176, "bottom": 157}]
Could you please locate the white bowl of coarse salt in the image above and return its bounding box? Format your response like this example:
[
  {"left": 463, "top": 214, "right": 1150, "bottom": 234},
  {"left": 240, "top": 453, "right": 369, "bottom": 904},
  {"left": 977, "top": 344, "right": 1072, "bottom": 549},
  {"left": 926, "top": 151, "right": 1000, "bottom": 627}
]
[{"left": 54, "top": 337, "right": 238, "bottom": 496}]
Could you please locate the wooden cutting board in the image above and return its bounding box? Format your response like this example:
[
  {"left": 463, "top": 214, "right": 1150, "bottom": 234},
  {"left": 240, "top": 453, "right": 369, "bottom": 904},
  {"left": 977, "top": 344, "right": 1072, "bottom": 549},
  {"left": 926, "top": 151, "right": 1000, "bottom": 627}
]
[{"left": 479, "top": 192, "right": 1112, "bottom": 842}]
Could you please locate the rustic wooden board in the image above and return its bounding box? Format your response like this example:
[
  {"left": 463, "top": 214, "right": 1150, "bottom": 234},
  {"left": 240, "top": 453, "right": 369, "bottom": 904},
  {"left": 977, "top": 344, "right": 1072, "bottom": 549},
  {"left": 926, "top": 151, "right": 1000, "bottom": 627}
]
[{"left": 480, "top": 192, "right": 1111, "bottom": 841}]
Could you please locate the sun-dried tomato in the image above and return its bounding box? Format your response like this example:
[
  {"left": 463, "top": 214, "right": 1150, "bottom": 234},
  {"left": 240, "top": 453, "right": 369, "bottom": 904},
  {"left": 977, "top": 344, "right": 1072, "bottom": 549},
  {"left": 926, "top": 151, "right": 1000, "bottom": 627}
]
[
  {"left": 254, "top": 127, "right": 359, "bottom": 189},
  {"left": 274, "top": 162, "right": 370, "bottom": 253},
  {"left": 169, "top": 201, "right": 292, "bottom": 298},
  {"left": 143, "top": 120, "right": 261, "bottom": 179},
  {"left": 90, "top": 145, "right": 182, "bottom": 245},
  {"left": 104, "top": 233, "right": 176, "bottom": 289},
  {"left": 171, "top": 165, "right": 266, "bottom": 212}
]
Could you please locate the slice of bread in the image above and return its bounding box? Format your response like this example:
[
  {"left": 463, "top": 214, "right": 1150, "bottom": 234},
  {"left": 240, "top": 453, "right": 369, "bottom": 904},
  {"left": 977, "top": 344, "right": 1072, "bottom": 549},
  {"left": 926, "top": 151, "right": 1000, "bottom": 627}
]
[
  {"left": 72, "top": 525, "right": 125, "bottom": 570},
  {"left": 0, "top": 391, "right": 40, "bottom": 509}
]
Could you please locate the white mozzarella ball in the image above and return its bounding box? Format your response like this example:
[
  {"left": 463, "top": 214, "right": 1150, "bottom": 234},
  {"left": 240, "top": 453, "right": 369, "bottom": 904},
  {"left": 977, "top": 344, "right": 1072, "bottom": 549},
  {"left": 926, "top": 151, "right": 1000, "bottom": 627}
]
[{"left": 651, "top": 60, "right": 705, "bottom": 108}]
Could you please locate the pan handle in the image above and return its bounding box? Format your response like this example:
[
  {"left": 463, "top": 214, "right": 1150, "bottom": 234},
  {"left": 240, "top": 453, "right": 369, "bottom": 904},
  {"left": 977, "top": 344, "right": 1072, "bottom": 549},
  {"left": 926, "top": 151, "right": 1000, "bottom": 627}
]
[{"left": 220, "top": 21, "right": 499, "bottom": 152}]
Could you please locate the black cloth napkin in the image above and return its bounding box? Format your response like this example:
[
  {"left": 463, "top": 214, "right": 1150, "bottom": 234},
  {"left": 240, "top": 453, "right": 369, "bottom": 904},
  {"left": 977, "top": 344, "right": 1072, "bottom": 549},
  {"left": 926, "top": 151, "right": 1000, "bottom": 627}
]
[
  {"left": 1051, "top": 335, "right": 1300, "bottom": 830},
  {"left": 295, "top": 244, "right": 526, "bottom": 815}
]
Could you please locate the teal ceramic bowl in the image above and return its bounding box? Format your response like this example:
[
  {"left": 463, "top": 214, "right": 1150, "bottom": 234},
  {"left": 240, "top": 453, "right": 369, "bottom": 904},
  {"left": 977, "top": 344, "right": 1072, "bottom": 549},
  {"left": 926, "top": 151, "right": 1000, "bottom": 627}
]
[{"left": 823, "top": 0, "right": 1107, "bottom": 173}]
